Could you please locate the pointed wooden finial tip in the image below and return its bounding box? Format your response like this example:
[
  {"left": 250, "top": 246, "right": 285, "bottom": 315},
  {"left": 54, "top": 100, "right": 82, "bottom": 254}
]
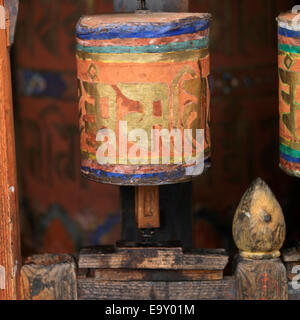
[
  {"left": 232, "top": 177, "right": 286, "bottom": 259},
  {"left": 251, "top": 177, "right": 265, "bottom": 187}
]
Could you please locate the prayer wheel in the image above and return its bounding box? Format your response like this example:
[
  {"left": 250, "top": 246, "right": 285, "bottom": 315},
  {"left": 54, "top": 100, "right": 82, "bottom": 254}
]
[
  {"left": 76, "top": 12, "right": 211, "bottom": 186},
  {"left": 278, "top": 11, "right": 300, "bottom": 177}
]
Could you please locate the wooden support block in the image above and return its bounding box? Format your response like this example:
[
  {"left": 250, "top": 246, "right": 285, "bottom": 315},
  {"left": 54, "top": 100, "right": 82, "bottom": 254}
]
[
  {"left": 0, "top": 0, "right": 22, "bottom": 300},
  {"left": 235, "top": 257, "right": 288, "bottom": 300},
  {"left": 135, "top": 186, "right": 160, "bottom": 229},
  {"left": 77, "top": 276, "right": 236, "bottom": 300},
  {"left": 78, "top": 246, "right": 229, "bottom": 271},
  {"left": 20, "top": 254, "right": 77, "bottom": 300},
  {"left": 77, "top": 245, "right": 229, "bottom": 299},
  {"left": 232, "top": 178, "right": 288, "bottom": 300}
]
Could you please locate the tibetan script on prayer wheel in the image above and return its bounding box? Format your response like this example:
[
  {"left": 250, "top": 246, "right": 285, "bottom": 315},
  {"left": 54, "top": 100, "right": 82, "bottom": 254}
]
[{"left": 76, "top": 12, "right": 211, "bottom": 185}]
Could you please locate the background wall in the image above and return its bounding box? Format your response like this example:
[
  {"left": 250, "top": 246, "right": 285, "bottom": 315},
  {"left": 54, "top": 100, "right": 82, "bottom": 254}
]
[
  {"left": 11, "top": 0, "right": 299, "bottom": 259},
  {"left": 14, "top": 0, "right": 119, "bottom": 257}
]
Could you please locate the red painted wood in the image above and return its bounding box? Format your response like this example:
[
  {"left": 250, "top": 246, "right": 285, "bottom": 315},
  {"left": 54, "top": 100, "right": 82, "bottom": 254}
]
[{"left": 0, "top": 0, "right": 22, "bottom": 300}]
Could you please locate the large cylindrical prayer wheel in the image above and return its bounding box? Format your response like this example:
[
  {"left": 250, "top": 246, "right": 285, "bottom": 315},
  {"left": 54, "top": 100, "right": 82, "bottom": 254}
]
[
  {"left": 278, "top": 11, "right": 300, "bottom": 177},
  {"left": 76, "top": 12, "right": 211, "bottom": 185}
]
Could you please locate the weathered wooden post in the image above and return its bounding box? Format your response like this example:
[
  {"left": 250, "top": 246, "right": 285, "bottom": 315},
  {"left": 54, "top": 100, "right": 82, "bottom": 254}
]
[
  {"left": 233, "top": 178, "right": 288, "bottom": 300},
  {"left": 20, "top": 254, "right": 77, "bottom": 300},
  {"left": 0, "top": 0, "right": 22, "bottom": 300}
]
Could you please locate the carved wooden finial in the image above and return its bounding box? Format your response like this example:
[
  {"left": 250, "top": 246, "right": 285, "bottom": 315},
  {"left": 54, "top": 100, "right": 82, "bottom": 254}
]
[
  {"left": 233, "top": 178, "right": 286, "bottom": 259},
  {"left": 233, "top": 178, "right": 288, "bottom": 300}
]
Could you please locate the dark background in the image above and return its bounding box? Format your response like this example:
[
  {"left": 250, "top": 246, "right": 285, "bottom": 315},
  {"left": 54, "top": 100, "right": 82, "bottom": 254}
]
[{"left": 11, "top": 0, "right": 300, "bottom": 262}]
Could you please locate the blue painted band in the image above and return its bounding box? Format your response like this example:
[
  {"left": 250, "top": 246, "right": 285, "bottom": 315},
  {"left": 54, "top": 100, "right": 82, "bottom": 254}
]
[
  {"left": 280, "top": 152, "right": 300, "bottom": 164},
  {"left": 278, "top": 26, "right": 300, "bottom": 39},
  {"left": 76, "top": 19, "right": 209, "bottom": 40},
  {"left": 82, "top": 166, "right": 182, "bottom": 180},
  {"left": 81, "top": 158, "right": 210, "bottom": 184},
  {"left": 76, "top": 37, "right": 209, "bottom": 53}
]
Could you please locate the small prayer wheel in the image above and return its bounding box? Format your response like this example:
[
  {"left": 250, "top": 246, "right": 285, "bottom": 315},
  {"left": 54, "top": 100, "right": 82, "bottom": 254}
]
[
  {"left": 277, "top": 11, "right": 300, "bottom": 177},
  {"left": 76, "top": 12, "right": 211, "bottom": 186}
]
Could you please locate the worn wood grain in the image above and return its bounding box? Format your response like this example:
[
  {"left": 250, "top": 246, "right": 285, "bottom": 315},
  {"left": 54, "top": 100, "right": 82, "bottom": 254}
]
[
  {"left": 77, "top": 276, "right": 235, "bottom": 300},
  {"left": 20, "top": 254, "right": 77, "bottom": 300},
  {"left": 78, "top": 246, "right": 228, "bottom": 270},
  {"left": 93, "top": 269, "right": 223, "bottom": 281},
  {"left": 135, "top": 186, "right": 160, "bottom": 229},
  {"left": 77, "top": 277, "right": 300, "bottom": 300},
  {"left": 235, "top": 257, "right": 288, "bottom": 300},
  {"left": 0, "top": 0, "right": 21, "bottom": 300}
]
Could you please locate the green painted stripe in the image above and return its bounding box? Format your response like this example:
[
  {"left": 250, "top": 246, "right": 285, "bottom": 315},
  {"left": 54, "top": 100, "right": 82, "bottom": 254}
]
[
  {"left": 77, "top": 37, "right": 209, "bottom": 54},
  {"left": 279, "top": 43, "right": 300, "bottom": 54},
  {"left": 280, "top": 143, "right": 300, "bottom": 159}
]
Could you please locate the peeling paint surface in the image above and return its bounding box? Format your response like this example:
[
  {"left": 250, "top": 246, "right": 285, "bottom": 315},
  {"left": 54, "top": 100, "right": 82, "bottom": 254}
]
[
  {"left": 0, "top": 6, "right": 5, "bottom": 30},
  {"left": 13, "top": 260, "right": 18, "bottom": 277},
  {"left": 0, "top": 266, "right": 5, "bottom": 289}
]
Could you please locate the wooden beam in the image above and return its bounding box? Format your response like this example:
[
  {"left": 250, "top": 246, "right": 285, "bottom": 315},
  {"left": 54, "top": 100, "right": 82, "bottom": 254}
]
[
  {"left": 0, "top": 0, "right": 21, "bottom": 300},
  {"left": 77, "top": 276, "right": 236, "bottom": 300},
  {"left": 78, "top": 246, "right": 228, "bottom": 270}
]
